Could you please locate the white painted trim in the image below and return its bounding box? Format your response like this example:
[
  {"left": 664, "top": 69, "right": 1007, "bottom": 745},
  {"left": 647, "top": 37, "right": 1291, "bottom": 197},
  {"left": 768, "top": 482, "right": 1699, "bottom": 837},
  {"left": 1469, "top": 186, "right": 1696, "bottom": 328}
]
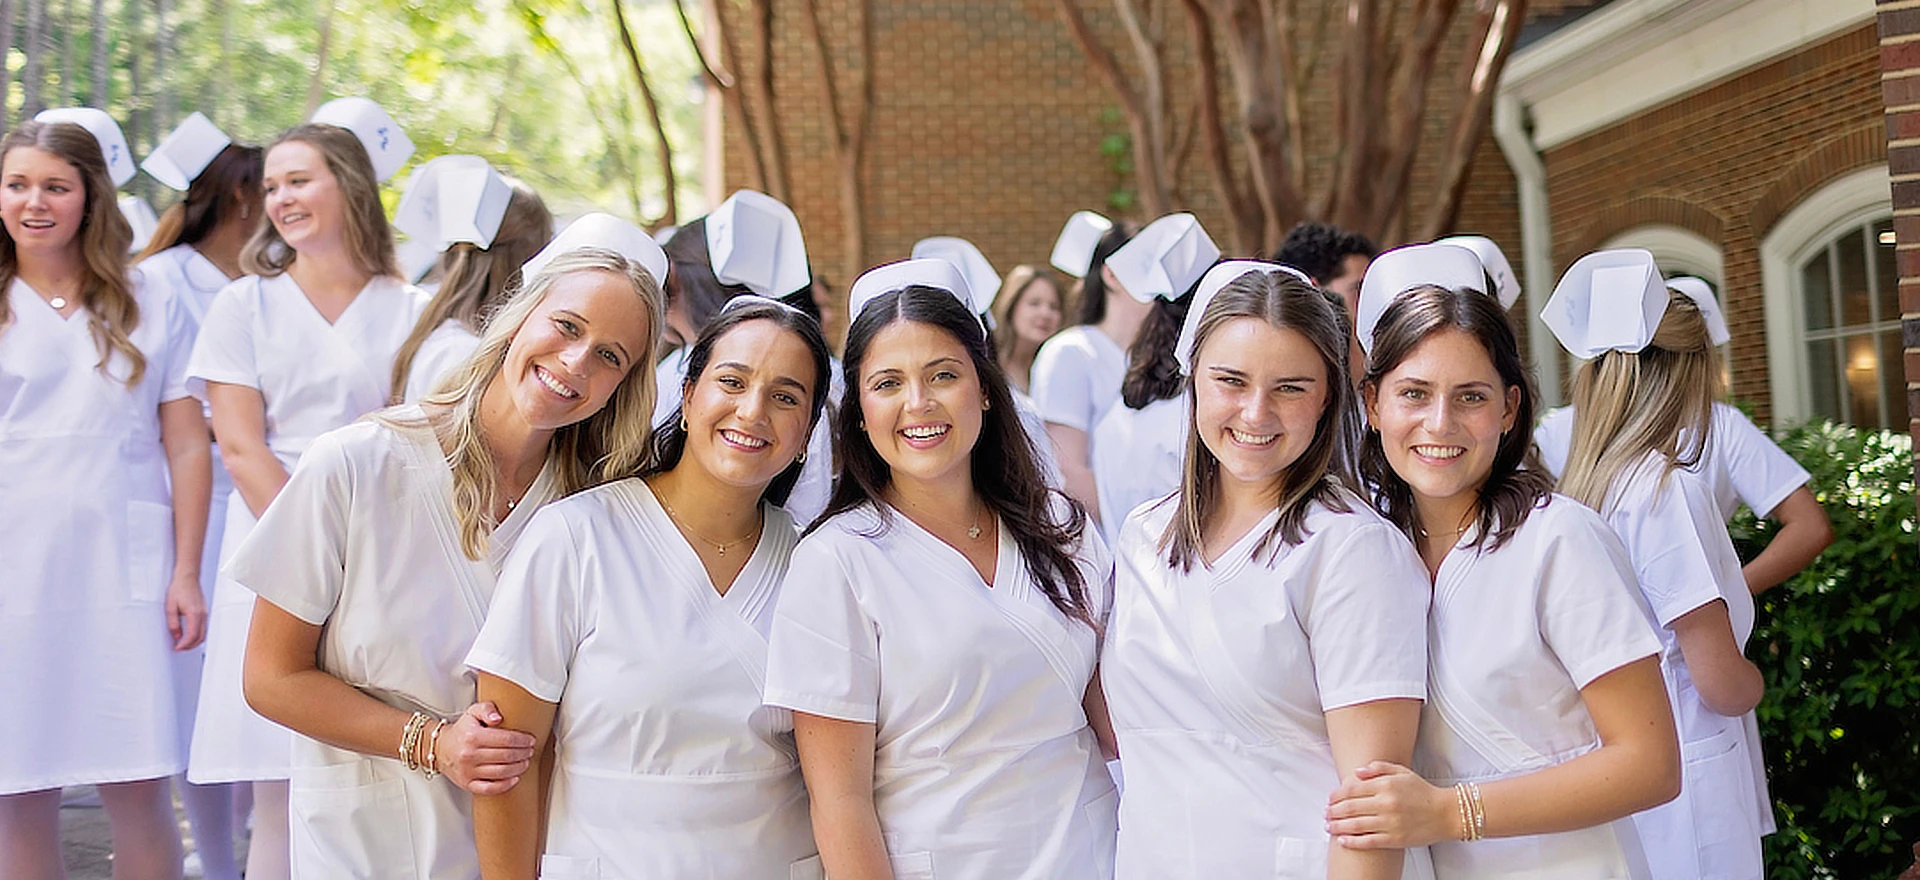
[
  {"left": 1600, "top": 225, "right": 1726, "bottom": 286},
  {"left": 1758, "top": 165, "right": 1892, "bottom": 427},
  {"left": 1494, "top": 93, "right": 1564, "bottom": 408},
  {"left": 1501, "top": 0, "right": 1873, "bottom": 149}
]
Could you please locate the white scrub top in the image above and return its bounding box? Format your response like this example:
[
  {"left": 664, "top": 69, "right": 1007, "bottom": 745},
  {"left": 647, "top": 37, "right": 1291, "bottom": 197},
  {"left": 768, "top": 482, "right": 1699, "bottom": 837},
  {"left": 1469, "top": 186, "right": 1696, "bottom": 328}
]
[
  {"left": 185, "top": 271, "right": 428, "bottom": 783},
  {"left": 1102, "top": 495, "right": 1434, "bottom": 879},
  {"left": 0, "top": 277, "right": 195, "bottom": 794},
  {"left": 402, "top": 319, "right": 481, "bottom": 403},
  {"left": 468, "top": 481, "right": 818, "bottom": 879},
  {"left": 1014, "top": 387, "right": 1065, "bottom": 489},
  {"left": 1416, "top": 495, "right": 1665, "bottom": 879},
  {"left": 1089, "top": 397, "right": 1183, "bottom": 542},
  {"left": 765, "top": 502, "right": 1120, "bottom": 880},
  {"left": 1535, "top": 403, "right": 1809, "bottom": 520},
  {"left": 1600, "top": 460, "right": 1771, "bottom": 880},
  {"left": 1031, "top": 325, "right": 1127, "bottom": 436},
  {"left": 230, "top": 408, "right": 555, "bottom": 878}
]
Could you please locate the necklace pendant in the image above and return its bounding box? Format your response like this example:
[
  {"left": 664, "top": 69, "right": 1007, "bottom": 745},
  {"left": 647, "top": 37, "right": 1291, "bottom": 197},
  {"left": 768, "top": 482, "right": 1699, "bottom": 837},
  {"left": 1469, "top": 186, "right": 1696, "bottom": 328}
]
[
  {"left": 49, "top": 296, "right": 67, "bottom": 309},
  {"left": 717, "top": 544, "right": 727, "bottom": 556},
  {"left": 967, "top": 524, "right": 982, "bottom": 540}
]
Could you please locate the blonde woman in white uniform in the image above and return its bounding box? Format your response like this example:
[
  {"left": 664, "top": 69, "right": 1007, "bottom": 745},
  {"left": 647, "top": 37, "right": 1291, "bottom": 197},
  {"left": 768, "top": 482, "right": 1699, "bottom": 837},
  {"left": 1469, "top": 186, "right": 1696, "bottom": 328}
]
[
  {"left": 468, "top": 296, "right": 831, "bottom": 878},
  {"left": 1324, "top": 245, "right": 1682, "bottom": 878},
  {"left": 0, "top": 112, "right": 210, "bottom": 879},
  {"left": 1103, "top": 262, "right": 1433, "bottom": 880},
  {"left": 1033, "top": 216, "right": 1140, "bottom": 520},
  {"left": 766, "top": 260, "right": 1118, "bottom": 880},
  {"left": 187, "top": 109, "right": 425, "bottom": 880},
  {"left": 1547, "top": 251, "right": 1770, "bottom": 880}
]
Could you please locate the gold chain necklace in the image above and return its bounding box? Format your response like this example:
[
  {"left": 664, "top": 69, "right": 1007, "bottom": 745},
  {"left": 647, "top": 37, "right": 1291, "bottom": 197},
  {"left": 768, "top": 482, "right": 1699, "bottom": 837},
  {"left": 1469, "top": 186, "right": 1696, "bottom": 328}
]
[
  {"left": 896, "top": 494, "right": 988, "bottom": 541},
  {"left": 660, "top": 499, "right": 761, "bottom": 556}
]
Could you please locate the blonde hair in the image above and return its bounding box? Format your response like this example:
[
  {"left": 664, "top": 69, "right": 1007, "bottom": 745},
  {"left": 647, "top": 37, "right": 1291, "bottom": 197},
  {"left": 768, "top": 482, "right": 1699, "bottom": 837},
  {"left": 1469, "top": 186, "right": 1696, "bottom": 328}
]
[
  {"left": 240, "top": 124, "right": 399, "bottom": 279},
  {"left": 0, "top": 120, "right": 142, "bottom": 385},
  {"left": 382, "top": 248, "right": 665, "bottom": 559},
  {"left": 1558, "top": 291, "right": 1720, "bottom": 514}
]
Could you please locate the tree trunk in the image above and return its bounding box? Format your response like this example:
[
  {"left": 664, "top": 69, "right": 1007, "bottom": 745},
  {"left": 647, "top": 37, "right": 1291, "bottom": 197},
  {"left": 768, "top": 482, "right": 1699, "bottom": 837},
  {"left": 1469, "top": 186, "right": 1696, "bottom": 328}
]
[
  {"left": 305, "top": 0, "right": 338, "bottom": 117},
  {"left": 0, "top": 0, "right": 16, "bottom": 126},
  {"left": 21, "top": 0, "right": 48, "bottom": 117},
  {"left": 154, "top": 0, "right": 172, "bottom": 137},
  {"left": 87, "top": 0, "right": 104, "bottom": 107},
  {"left": 1366, "top": 0, "right": 1458, "bottom": 238},
  {"left": 1054, "top": 0, "right": 1176, "bottom": 217},
  {"left": 56, "top": 0, "right": 71, "bottom": 105},
  {"left": 797, "top": 0, "right": 874, "bottom": 282},
  {"left": 610, "top": 0, "right": 678, "bottom": 226},
  {"left": 1418, "top": 0, "right": 1526, "bottom": 239},
  {"left": 1211, "top": 0, "right": 1303, "bottom": 248},
  {"left": 1182, "top": 0, "right": 1262, "bottom": 254},
  {"left": 746, "top": 0, "right": 790, "bottom": 202}
]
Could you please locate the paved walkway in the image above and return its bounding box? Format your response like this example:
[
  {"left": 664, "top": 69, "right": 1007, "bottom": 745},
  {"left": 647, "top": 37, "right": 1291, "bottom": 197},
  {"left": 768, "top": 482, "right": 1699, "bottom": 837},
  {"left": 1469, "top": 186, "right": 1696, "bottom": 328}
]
[{"left": 60, "top": 786, "right": 247, "bottom": 879}]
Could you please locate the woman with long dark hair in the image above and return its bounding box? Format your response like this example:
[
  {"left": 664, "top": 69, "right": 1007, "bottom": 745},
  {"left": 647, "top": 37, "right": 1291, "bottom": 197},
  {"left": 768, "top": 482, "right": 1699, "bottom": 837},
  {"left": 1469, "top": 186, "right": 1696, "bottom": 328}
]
[
  {"left": 1032, "top": 213, "right": 1142, "bottom": 519},
  {"left": 765, "top": 259, "right": 1118, "bottom": 878}
]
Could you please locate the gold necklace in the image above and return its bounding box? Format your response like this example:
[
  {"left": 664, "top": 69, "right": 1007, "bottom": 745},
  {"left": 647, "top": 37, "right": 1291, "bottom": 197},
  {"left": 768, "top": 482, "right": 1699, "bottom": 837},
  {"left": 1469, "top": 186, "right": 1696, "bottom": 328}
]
[
  {"left": 1416, "top": 508, "right": 1476, "bottom": 541},
  {"left": 660, "top": 499, "right": 761, "bottom": 556},
  {"left": 896, "top": 494, "right": 988, "bottom": 541}
]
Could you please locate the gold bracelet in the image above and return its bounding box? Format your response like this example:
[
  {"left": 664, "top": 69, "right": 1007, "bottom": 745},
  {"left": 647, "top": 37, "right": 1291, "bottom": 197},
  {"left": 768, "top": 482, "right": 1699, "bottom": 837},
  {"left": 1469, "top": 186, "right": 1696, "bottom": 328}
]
[
  {"left": 1453, "top": 782, "right": 1475, "bottom": 841},
  {"left": 398, "top": 712, "right": 429, "bottom": 772},
  {"left": 1467, "top": 781, "right": 1487, "bottom": 841},
  {"left": 422, "top": 718, "right": 447, "bottom": 780}
]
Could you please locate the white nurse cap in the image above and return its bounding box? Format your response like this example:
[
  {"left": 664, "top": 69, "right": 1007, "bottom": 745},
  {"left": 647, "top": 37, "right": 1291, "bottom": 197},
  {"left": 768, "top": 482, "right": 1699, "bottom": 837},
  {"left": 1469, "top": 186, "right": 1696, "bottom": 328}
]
[
  {"left": 1107, "top": 213, "right": 1220, "bottom": 304},
  {"left": 522, "top": 212, "right": 669, "bottom": 289},
  {"left": 1174, "top": 260, "right": 1314, "bottom": 374},
  {"left": 1050, "top": 210, "right": 1113, "bottom": 278},
  {"left": 118, "top": 196, "right": 158, "bottom": 253},
  {"left": 705, "top": 189, "right": 810, "bottom": 298},
  {"left": 141, "top": 112, "right": 232, "bottom": 191},
  {"left": 911, "top": 236, "right": 1001, "bottom": 315},
  {"left": 1435, "top": 234, "right": 1520, "bottom": 310},
  {"left": 1666, "top": 276, "right": 1730, "bottom": 346},
  {"left": 847, "top": 258, "right": 981, "bottom": 334},
  {"left": 397, "top": 237, "right": 440, "bottom": 284},
  {"left": 1355, "top": 243, "right": 1488, "bottom": 356},
  {"left": 1542, "top": 248, "right": 1670, "bottom": 358},
  {"left": 652, "top": 225, "right": 679, "bottom": 247},
  {"left": 309, "top": 96, "right": 415, "bottom": 182},
  {"left": 35, "top": 107, "right": 135, "bottom": 187},
  {"left": 393, "top": 155, "right": 513, "bottom": 251}
]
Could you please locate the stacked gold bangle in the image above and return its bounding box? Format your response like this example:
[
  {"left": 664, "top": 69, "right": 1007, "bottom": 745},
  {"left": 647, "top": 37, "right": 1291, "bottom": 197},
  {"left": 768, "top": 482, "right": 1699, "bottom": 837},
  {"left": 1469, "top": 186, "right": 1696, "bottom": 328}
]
[
  {"left": 1453, "top": 781, "right": 1487, "bottom": 841},
  {"left": 399, "top": 712, "right": 431, "bottom": 773}
]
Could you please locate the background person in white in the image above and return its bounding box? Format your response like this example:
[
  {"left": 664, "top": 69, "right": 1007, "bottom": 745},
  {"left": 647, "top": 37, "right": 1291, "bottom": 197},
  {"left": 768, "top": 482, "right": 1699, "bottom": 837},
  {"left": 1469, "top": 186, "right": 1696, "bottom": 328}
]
[
  {"left": 1549, "top": 253, "right": 1770, "bottom": 880},
  {"left": 1033, "top": 216, "right": 1140, "bottom": 521},
  {"left": 1326, "top": 281, "right": 1681, "bottom": 878},
  {"left": 186, "top": 114, "right": 426, "bottom": 880},
  {"left": 765, "top": 262, "right": 1119, "bottom": 880},
  {"left": 469, "top": 297, "right": 830, "bottom": 878},
  {"left": 0, "top": 111, "right": 212, "bottom": 880},
  {"left": 236, "top": 246, "right": 663, "bottom": 878},
  {"left": 1102, "top": 264, "right": 1433, "bottom": 879}
]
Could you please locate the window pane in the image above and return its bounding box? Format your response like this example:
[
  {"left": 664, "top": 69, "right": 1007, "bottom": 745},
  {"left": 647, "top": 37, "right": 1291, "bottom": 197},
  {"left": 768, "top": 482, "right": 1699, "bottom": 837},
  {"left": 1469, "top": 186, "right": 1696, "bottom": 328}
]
[
  {"left": 1807, "top": 338, "right": 1840, "bottom": 421},
  {"left": 1881, "top": 330, "right": 1908, "bottom": 431},
  {"left": 1802, "top": 248, "right": 1833, "bottom": 331},
  {"left": 1838, "top": 228, "right": 1871, "bottom": 327},
  {"left": 1844, "top": 334, "right": 1879, "bottom": 427},
  {"left": 1875, "top": 217, "right": 1899, "bottom": 322}
]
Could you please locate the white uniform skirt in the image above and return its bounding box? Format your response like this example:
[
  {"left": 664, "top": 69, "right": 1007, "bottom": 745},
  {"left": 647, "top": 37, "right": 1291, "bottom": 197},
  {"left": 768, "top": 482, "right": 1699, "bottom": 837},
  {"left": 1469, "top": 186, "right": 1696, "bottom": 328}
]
[{"left": 188, "top": 492, "right": 292, "bottom": 784}]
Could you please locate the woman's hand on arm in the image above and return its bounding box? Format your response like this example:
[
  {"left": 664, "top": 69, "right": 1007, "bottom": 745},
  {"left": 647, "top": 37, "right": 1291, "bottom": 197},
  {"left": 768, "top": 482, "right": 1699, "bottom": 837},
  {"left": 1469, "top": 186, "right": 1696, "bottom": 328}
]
[
  {"left": 158, "top": 396, "right": 212, "bottom": 649},
  {"left": 1744, "top": 487, "right": 1831, "bottom": 595},
  {"left": 794, "top": 712, "right": 894, "bottom": 880},
  {"left": 207, "top": 382, "right": 287, "bottom": 518},
  {"left": 1045, "top": 424, "right": 1100, "bottom": 523},
  {"left": 472, "top": 673, "right": 558, "bottom": 880},
  {"left": 1670, "top": 599, "right": 1765, "bottom": 716},
  {"left": 1322, "top": 699, "right": 1422, "bottom": 879}
]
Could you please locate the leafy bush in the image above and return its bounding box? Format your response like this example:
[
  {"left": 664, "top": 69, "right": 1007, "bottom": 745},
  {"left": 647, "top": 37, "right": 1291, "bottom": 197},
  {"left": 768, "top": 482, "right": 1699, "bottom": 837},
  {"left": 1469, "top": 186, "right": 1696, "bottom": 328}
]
[{"left": 1729, "top": 421, "right": 1918, "bottom": 879}]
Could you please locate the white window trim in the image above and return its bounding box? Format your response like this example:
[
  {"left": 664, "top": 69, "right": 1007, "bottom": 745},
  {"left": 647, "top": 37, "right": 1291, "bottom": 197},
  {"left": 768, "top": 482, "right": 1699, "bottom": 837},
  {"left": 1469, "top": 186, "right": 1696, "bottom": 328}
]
[
  {"left": 1759, "top": 165, "right": 1892, "bottom": 429},
  {"left": 1600, "top": 225, "right": 1726, "bottom": 288}
]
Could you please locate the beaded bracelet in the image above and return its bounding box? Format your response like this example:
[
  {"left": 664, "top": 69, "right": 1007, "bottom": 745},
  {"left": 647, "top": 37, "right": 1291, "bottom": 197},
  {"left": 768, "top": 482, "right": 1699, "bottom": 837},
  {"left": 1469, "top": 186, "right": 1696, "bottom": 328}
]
[
  {"left": 398, "top": 711, "right": 431, "bottom": 773},
  {"left": 422, "top": 718, "right": 447, "bottom": 781}
]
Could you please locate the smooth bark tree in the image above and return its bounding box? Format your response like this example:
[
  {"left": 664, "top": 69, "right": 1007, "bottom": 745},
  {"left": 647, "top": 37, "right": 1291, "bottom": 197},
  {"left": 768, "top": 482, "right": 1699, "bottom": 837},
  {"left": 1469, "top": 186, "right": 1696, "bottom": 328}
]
[
  {"left": 611, "top": 0, "right": 678, "bottom": 225},
  {"left": 20, "top": 0, "right": 48, "bottom": 117}
]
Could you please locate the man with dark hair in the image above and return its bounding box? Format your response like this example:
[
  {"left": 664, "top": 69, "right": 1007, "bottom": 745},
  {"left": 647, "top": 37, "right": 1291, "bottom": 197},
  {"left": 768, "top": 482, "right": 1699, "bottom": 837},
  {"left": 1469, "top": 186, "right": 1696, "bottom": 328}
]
[{"left": 1274, "top": 221, "right": 1378, "bottom": 383}]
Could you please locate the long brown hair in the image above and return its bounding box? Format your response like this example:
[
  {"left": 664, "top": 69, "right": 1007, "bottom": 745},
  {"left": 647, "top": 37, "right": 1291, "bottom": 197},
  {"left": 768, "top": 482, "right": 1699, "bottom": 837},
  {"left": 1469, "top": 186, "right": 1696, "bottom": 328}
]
[
  {"left": 992, "top": 264, "right": 1062, "bottom": 364},
  {"left": 137, "top": 142, "right": 264, "bottom": 261},
  {"left": 240, "top": 124, "right": 399, "bottom": 279},
  {"left": 0, "top": 120, "right": 142, "bottom": 385},
  {"left": 1160, "top": 271, "right": 1356, "bottom": 572},
  {"left": 388, "top": 178, "right": 553, "bottom": 401}
]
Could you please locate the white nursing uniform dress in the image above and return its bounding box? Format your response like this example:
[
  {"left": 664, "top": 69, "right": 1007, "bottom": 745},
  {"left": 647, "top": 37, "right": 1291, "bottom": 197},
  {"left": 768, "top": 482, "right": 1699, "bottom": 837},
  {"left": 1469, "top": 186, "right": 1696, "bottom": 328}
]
[
  {"left": 402, "top": 319, "right": 481, "bottom": 403},
  {"left": 185, "top": 273, "right": 427, "bottom": 783},
  {"left": 468, "top": 481, "right": 818, "bottom": 879},
  {"left": 227, "top": 408, "right": 555, "bottom": 877},
  {"left": 1535, "top": 403, "right": 1809, "bottom": 521},
  {"left": 1416, "top": 495, "right": 1664, "bottom": 879},
  {"left": 0, "top": 278, "right": 195, "bottom": 793},
  {"left": 1031, "top": 325, "right": 1127, "bottom": 441},
  {"left": 1089, "top": 397, "right": 1183, "bottom": 541},
  {"left": 1103, "top": 495, "right": 1435, "bottom": 879},
  {"left": 765, "top": 503, "right": 1119, "bottom": 880},
  {"left": 1601, "top": 460, "right": 1769, "bottom": 880},
  {"left": 1014, "top": 388, "right": 1066, "bottom": 489}
]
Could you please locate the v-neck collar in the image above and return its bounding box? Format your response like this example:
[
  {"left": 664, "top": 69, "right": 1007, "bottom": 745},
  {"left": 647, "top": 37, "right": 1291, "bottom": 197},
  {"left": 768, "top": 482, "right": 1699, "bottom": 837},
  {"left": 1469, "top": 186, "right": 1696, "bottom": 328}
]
[
  {"left": 633, "top": 479, "right": 779, "bottom": 615},
  {"left": 1197, "top": 506, "right": 1284, "bottom": 584},
  {"left": 10, "top": 277, "right": 85, "bottom": 326},
  {"left": 282, "top": 271, "right": 381, "bottom": 328},
  {"left": 884, "top": 501, "right": 1021, "bottom": 596}
]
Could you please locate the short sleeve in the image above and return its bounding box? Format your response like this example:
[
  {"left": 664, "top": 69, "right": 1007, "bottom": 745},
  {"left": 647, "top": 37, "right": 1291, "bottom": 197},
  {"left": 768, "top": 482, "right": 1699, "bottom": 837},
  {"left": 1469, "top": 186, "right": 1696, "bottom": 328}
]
[
  {"left": 156, "top": 283, "right": 196, "bottom": 403},
  {"left": 1074, "top": 511, "right": 1116, "bottom": 631},
  {"left": 186, "top": 280, "right": 260, "bottom": 399},
  {"left": 402, "top": 322, "right": 481, "bottom": 403},
  {"left": 763, "top": 536, "right": 882, "bottom": 723},
  {"left": 465, "top": 506, "right": 593, "bottom": 704},
  {"left": 1613, "top": 473, "right": 1732, "bottom": 629},
  {"left": 1533, "top": 406, "right": 1573, "bottom": 478},
  {"left": 1713, "top": 406, "right": 1809, "bottom": 519},
  {"left": 1031, "top": 333, "right": 1096, "bottom": 433},
  {"left": 226, "top": 427, "right": 355, "bottom": 625},
  {"left": 1535, "top": 503, "right": 1663, "bottom": 688},
  {"left": 1301, "top": 522, "right": 1430, "bottom": 710}
]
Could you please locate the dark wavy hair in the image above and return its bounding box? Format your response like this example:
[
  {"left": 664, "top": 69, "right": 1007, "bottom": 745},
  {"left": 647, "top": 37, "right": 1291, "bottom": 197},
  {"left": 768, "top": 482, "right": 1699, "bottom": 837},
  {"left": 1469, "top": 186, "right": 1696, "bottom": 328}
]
[
  {"left": 820, "top": 285, "right": 1096, "bottom": 626},
  {"left": 138, "top": 142, "right": 265, "bottom": 261},
  {"left": 1120, "top": 289, "right": 1197, "bottom": 410},
  {"left": 1358, "top": 285, "right": 1552, "bottom": 553},
  {"left": 1272, "top": 221, "right": 1377, "bottom": 286},
  {"left": 1072, "top": 220, "right": 1140, "bottom": 326},
  {"left": 643, "top": 299, "right": 833, "bottom": 507}
]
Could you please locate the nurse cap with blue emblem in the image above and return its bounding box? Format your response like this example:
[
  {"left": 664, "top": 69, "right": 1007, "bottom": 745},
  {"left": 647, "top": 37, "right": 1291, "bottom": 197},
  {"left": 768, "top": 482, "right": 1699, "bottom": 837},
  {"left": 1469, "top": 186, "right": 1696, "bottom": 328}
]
[
  {"left": 706, "top": 189, "right": 810, "bottom": 299},
  {"left": 309, "top": 96, "right": 415, "bottom": 182},
  {"left": 1354, "top": 242, "right": 1490, "bottom": 357},
  {"left": 1106, "top": 213, "right": 1221, "bottom": 304},
  {"left": 34, "top": 107, "right": 136, "bottom": 187},
  {"left": 140, "top": 112, "right": 232, "bottom": 191},
  {"left": 1541, "top": 248, "right": 1670, "bottom": 359},
  {"left": 522, "top": 212, "right": 669, "bottom": 290},
  {"left": 911, "top": 236, "right": 1000, "bottom": 319},
  {"left": 1665, "top": 276, "right": 1731, "bottom": 346},
  {"left": 119, "top": 196, "right": 158, "bottom": 253},
  {"left": 393, "top": 155, "right": 514, "bottom": 252},
  {"left": 847, "top": 258, "right": 981, "bottom": 334},
  {"left": 1174, "top": 260, "right": 1315, "bottom": 375},
  {"left": 1049, "top": 210, "right": 1113, "bottom": 279}
]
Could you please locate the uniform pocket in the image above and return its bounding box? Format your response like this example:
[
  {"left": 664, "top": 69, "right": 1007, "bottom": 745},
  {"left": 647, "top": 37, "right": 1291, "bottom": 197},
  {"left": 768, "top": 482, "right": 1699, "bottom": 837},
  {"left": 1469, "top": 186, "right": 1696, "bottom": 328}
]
[
  {"left": 538, "top": 854, "right": 602, "bottom": 879},
  {"left": 788, "top": 853, "right": 825, "bottom": 880},
  {"left": 288, "top": 760, "right": 418, "bottom": 880},
  {"left": 1275, "top": 836, "right": 1329, "bottom": 878},
  {"left": 890, "top": 851, "right": 935, "bottom": 879},
  {"left": 1682, "top": 730, "right": 1764, "bottom": 879},
  {"left": 126, "top": 500, "right": 174, "bottom": 604},
  {"left": 1080, "top": 785, "right": 1120, "bottom": 877}
]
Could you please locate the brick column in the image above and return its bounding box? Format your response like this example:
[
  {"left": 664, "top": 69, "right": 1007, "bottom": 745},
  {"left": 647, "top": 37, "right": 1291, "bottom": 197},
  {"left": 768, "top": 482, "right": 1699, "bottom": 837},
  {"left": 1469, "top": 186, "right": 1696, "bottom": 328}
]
[{"left": 1880, "top": 0, "right": 1920, "bottom": 532}]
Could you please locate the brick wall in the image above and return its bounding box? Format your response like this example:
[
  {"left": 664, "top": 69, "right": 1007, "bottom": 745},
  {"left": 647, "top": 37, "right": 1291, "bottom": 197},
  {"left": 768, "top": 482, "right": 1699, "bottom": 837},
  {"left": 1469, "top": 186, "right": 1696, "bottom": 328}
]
[{"left": 1876, "top": 0, "right": 1920, "bottom": 528}]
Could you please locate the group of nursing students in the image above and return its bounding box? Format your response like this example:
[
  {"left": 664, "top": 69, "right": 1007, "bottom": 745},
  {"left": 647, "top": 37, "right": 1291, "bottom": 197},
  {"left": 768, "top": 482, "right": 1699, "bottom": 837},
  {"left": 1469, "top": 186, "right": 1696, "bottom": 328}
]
[{"left": 0, "top": 95, "right": 1814, "bottom": 880}]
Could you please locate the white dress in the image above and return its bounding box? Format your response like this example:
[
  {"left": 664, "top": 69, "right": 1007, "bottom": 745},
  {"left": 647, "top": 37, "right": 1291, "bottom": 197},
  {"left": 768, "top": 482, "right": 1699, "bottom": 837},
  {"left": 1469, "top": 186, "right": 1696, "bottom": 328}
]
[
  {"left": 0, "top": 277, "right": 196, "bottom": 793},
  {"left": 467, "top": 482, "right": 819, "bottom": 879},
  {"left": 1103, "top": 495, "right": 1435, "bottom": 879},
  {"left": 1089, "top": 397, "right": 1183, "bottom": 541},
  {"left": 764, "top": 502, "right": 1119, "bottom": 880},
  {"left": 402, "top": 319, "right": 481, "bottom": 403},
  {"left": 227, "top": 409, "right": 554, "bottom": 878},
  {"left": 185, "top": 272, "right": 427, "bottom": 783},
  {"left": 1601, "top": 461, "right": 1769, "bottom": 880},
  {"left": 1031, "top": 325, "right": 1127, "bottom": 438},
  {"left": 1534, "top": 403, "right": 1810, "bottom": 520},
  {"left": 1013, "top": 387, "right": 1065, "bottom": 489},
  {"left": 1417, "top": 495, "right": 1664, "bottom": 879}
]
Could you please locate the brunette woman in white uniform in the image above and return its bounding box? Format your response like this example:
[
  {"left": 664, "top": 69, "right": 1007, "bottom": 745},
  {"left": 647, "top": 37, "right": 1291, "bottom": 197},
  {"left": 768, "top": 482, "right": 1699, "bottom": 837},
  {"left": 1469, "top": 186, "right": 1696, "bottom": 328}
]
[
  {"left": 1547, "top": 251, "right": 1770, "bottom": 880},
  {"left": 1103, "top": 263, "right": 1434, "bottom": 880},
  {"left": 186, "top": 112, "right": 425, "bottom": 880},
  {"left": 135, "top": 113, "right": 265, "bottom": 880},
  {"left": 766, "top": 260, "right": 1118, "bottom": 880},
  {"left": 1033, "top": 217, "right": 1140, "bottom": 521},
  {"left": 1324, "top": 246, "right": 1682, "bottom": 878},
  {"left": 0, "top": 112, "right": 211, "bottom": 879},
  {"left": 469, "top": 296, "right": 831, "bottom": 878}
]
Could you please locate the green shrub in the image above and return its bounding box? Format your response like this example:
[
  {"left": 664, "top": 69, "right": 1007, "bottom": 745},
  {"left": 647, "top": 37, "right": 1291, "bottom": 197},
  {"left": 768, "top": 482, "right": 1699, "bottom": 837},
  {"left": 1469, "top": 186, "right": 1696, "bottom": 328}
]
[{"left": 1730, "top": 421, "right": 1918, "bottom": 879}]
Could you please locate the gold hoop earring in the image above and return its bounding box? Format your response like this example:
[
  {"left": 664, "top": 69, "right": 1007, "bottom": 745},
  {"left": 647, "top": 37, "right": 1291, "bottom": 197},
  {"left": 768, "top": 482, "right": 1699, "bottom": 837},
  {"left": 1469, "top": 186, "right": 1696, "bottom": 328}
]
[
  {"left": 796, "top": 450, "right": 808, "bottom": 465},
  {"left": 678, "top": 414, "right": 688, "bottom": 432}
]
